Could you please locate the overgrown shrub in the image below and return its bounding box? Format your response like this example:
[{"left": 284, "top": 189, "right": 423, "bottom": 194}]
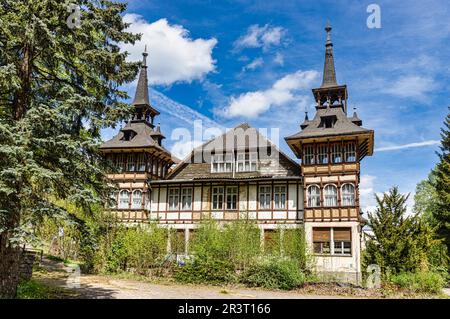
[
  {"left": 104, "top": 224, "right": 168, "bottom": 275},
  {"left": 389, "top": 271, "right": 445, "bottom": 294},
  {"left": 240, "top": 257, "right": 305, "bottom": 290},
  {"left": 175, "top": 259, "right": 236, "bottom": 284}
]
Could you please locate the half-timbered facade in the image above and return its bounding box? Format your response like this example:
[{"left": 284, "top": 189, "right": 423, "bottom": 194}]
[{"left": 101, "top": 24, "right": 374, "bottom": 281}]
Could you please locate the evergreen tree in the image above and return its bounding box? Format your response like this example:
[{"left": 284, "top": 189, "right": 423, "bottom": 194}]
[
  {"left": 433, "top": 107, "right": 450, "bottom": 256},
  {"left": 364, "top": 187, "right": 438, "bottom": 276},
  {"left": 0, "top": 0, "right": 140, "bottom": 298}
]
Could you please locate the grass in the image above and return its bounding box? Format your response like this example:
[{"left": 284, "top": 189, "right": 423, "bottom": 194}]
[{"left": 16, "top": 279, "right": 70, "bottom": 299}]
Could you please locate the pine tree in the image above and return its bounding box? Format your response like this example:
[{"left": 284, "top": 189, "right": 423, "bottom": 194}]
[
  {"left": 0, "top": 0, "right": 140, "bottom": 298},
  {"left": 364, "top": 187, "right": 438, "bottom": 276},
  {"left": 433, "top": 107, "right": 450, "bottom": 256}
]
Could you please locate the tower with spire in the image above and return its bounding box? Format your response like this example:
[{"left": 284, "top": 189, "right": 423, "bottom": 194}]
[
  {"left": 100, "top": 48, "right": 175, "bottom": 221},
  {"left": 285, "top": 23, "right": 374, "bottom": 280}
]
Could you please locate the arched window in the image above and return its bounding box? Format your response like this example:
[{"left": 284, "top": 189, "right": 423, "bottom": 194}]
[
  {"left": 341, "top": 184, "right": 355, "bottom": 206},
  {"left": 132, "top": 190, "right": 142, "bottom": 209},
  {"left": 145, "top": 191, "right": 151, "bottom": 211},
  {"left": 324, "top": 185, "right": 338, "bottom": 207},
  {"left": 307, "top": 185, "right": 321, "bottom": 207},
  {"left": 119, "top": 190, "right": 129, "bottom": 209},
  {"left": 108, "top": 192, "right": 118, "bottom": 209}
]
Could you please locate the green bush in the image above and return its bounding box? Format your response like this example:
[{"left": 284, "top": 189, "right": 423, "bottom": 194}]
[
  {"left": 103, "top": 224, "right": 168, "bottom": 275},
  {"left": 240, "top": 258, "right": 305, "bottom": 290},
  {"left": 175, "top": 259, "right": 236, "bottom": 284},
  {"left": 389, "top": 271, "right": 445, "bottom": 294}
]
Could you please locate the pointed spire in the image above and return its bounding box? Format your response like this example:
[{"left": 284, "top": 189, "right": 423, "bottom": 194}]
[
  {"left": 132, "top": 46, "right": 150, "bottom": 106},
  {"left": 321, "top": 21, "right": 338, "bottom": 88},
  {"left": 304, "top": 111, "right": 309, "bottom": 121}
]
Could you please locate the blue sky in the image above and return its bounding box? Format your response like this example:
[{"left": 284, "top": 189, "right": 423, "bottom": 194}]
[{"left": 103, "top": 0, "right": 450, "bottom": 212}]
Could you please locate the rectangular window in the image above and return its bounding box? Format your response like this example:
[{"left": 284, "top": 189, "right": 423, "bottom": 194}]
[
  {"left": 115, "top": 154, "right": 124, "bottom": 172},
  {"left": 152, "top": 162, "right": 157, "bottom": 175},
  {"left": 137, "top": 154, "right": 146, "bottom": 172},
  {"left": 313, "top": 227, "right": 331, "bottom": 254},
  {"left": 317, "top": 145, "right": 328, "bottom": 164},
  {"left": 211, "top": 154, "right": 233, "bottom": 173},
  {"left": 259, "top": 185, "right": 271, "bottom": 209},
  {"left": 274, "top": 185, "right": 286, "bottom": 209},
  {"left": 212, "top": 186, "right": 224, "bottom": 210},
  {"left": 303, "top": 145, "right": 315, "bottom": 165},
  {"left": 181, "top": 188, "right": 192, "bottom": 211},
  {"left": 331, "top": 143, "right": 342, "bottom": 163},
  {"left": 344, "top": 142, "right": 356, "bottom": 162},
  {"left": 168, "top": 188, "right": 179, "bottom": 211},
  {"left": 236, "top": 152, "right": 257, "bottom": 172},
  {"left": 226, "top": 186, "right": 238, "bottom": 210},
  {"left": 127, "top": 154, "right": 135, "bottom": 172},
  {"left": 313, "top": 227, "right": 352, "bottom": 255},
  {"left": 333, "top": 227, "right": 352, "bottom": 255}
]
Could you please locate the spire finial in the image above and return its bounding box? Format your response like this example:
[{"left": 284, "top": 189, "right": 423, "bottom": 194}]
[
  {"left": 142, "top": 45, "right": 148, "bottom": 67},
  {"left": 132, "top": 46, "right": 150, "bottom": 106},
  {"left": 321, "top": 21, "right": 337, "bottom": 87},
  {"left": 325, "top": 21, "right": 332, "bottom": 45},
  {"left": 305, "top": 111, "right": 309, "bottom": 121}
]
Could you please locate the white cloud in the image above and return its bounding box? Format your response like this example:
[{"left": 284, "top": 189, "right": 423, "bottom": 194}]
[
  {"left": 242, "top": 57, "right": 264, "bottom": 71},
  {"left": 273, "top": 52, "right": 284, "bottom": 66},
  {"left": 359, "top": 174, "right": 377, "bottom": 214},
  {"left": 234, "top": 24, "right": 286, "bottom": 51},
  {"left": 120, "top": 14, "right": 217, "bottom": 85},
  {"left": 217, "top": 70, "right": 318, "bottom": 118},
  {"left": 171, "top": 140, "right": 203, "bottom": 161},
  {"left": 375, "top": 140, "right": 439, "bottom": 152},
  {"left": 384, "top": 75, "right": 437, "bottom": 99}
]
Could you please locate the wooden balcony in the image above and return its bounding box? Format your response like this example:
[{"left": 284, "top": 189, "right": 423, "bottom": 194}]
[
  {"left": 304, "top": 207, "right": 359, "bottom": 221},
  {"left": 302, "top": 162, "right": 359, "bottom": 175}
]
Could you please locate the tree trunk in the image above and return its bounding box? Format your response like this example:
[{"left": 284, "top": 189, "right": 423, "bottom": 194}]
[{"left": 0, "top": 210, "right": 21, "bottom": 299}]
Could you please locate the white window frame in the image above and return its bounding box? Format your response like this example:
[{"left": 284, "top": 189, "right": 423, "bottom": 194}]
[
  {"left": 317, "top": 144, "right": 328, "bottom": 164},
  {"left": 331, "top": 143, "right": 342, "bottom": 163},
  {"left": 303, "top": 145, "right": 315, "bottom": 165},
  {"left": 132, "top": 190, "right": 142, "bottom": 209},
  {"left": 115, "top": 154, "right": 124, "bottom": 172},
  {"left": 259, "top": 185, "right": 271, "bottom": 209},
  {"left": 341, "top": 183, "right": 355, "bottom": 206},
  {"left": 119, "top": 190, "right": 129, "bottom": 209},
  {"left": 344, "top": 142, "right": 356, "bottom": 162},
  {"left": 109, "top": 191, "right": 118, "bottom": 209},
  {"left": 212, "top": 186, "right": 224, "bottom": 210},
  {"left": 168, "top": 188, "right": 180, "bottom": 211},
  {"left": 181, "top": 188, "right": 193, "bottom": 211},
  {"left": 307, "top": 185, "right": 321, "bottom": 208},
  {"left": 236, "top": 152, "right": 257, "bottom": 172},
  {"left": 226, "top": 186, "right": 238, "bottom": 210},
  {"left": 127, "top": 154, "right": 135, "bottom": 172},
  {"left": 324, "top": 184, "right": 338, "bottom": 207},
  {"left": 137, "top": 154, "right": 146, "bottom": 172},
  {"left": 274, "top": 185, "right": 286, "bottom": 209},
  {"left": 211, "top": 154, "right": 233, "bottom": 173}
]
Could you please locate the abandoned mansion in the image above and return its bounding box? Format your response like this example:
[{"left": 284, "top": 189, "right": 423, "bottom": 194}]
[{"left": 99, "top": 24, "right": 374, "bottom": 279}]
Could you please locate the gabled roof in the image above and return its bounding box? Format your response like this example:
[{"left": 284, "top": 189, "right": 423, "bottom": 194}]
[{"left": 168, "top": 123, "right": 300, "bottom": 179}]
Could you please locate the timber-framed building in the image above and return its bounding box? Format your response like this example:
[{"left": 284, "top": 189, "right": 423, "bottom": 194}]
[{"left": 100, "top": 24, "right": 374, "bottom": 282}]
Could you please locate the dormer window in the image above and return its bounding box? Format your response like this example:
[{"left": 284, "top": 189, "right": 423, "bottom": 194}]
[
  {"left": 236, "top": 152, "right": 257, "bottom": 172},
  {"left": 123, "top": 130, "right": 136, "bottom": 141},
  {"left": 319, "top": 115, "right": 337, "bottom": 128},
  {"left": 211, "top": 153, "right": 233, "bottom": 173}
]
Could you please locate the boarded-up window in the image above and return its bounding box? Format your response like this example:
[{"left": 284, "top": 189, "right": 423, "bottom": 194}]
[
  {"left": 313, "top": 227, "right": 331, "bottom": 241},
  {"left": 333, "top": 228, "right": 351, "bottom": 241},
  {"left": 264, "top": 230, "right": 278, "bottom": 254},
  {"left": 333, "top": 227, "right": 351, "bottom": 255},
  {"left": 170, "top": 229, "right": 185, "bottom": 254},
  {"left": 313, "top": 227, "right": 331, "bottom": 254}
]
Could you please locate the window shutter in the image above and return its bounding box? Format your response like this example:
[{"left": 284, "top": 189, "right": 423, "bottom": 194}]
[
  {"left": 313, "top": 228, "right": 330, "bottom": 242},
  {"left": 334, "top": 227, "right": 351, "bottom": 241}
]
